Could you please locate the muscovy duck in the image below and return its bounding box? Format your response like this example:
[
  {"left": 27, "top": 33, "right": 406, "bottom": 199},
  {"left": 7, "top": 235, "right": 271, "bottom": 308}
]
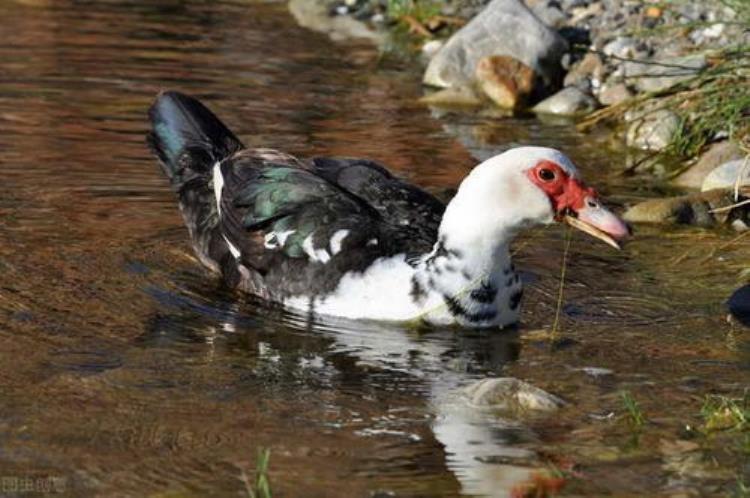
[{"left": 148, "top": 91, "right": 629, "bottom": 328}]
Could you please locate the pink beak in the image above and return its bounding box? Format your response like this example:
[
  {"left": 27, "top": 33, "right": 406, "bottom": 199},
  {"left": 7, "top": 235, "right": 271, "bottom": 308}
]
[{"left": 565, "top": 195, "right": 630, "bottom": 249}]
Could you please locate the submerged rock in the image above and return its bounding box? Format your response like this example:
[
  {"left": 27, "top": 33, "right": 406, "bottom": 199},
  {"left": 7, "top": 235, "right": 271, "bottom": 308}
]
[
  {"left": 701, "top": 159, "right": 750, "bottom": 192},
  {"left": 626, "top": 109, "right": 680, "bottom": 151},
  {"left": 420, "top": 86, "right": 484, "bottom": 107},
  {"left": 464, "top": 377, "right": 565, "bottom": 412},
  {"left": 475, "top": 55, "right": 536, "bottom": 109},
  {"left": 532, "top": 86, "right": 597, "bottom": 115},
  {"left": 673, "top": 141, "right": 744, "bottom": 189},
  {"left": 423, "top": 0, "right": 568, "bottom": 91},
  {"left": 623, "top": 189, "right": 750, "bottom": 229}
]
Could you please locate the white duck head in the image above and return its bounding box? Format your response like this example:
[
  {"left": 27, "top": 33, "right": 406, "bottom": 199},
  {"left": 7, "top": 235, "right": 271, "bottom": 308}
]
[{"left": 439, "top": 146, "right": 630, "bottom": 251}]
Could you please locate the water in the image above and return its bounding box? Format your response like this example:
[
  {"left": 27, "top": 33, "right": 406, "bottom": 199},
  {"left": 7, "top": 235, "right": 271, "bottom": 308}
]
[{"left": 0, "top": 1, "right": 748, "bottom": 496}]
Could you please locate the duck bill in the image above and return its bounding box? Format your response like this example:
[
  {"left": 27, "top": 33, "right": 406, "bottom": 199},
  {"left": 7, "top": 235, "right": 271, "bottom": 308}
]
[{"left": 563, "top": 201, "right": 630, "bottom": 250}]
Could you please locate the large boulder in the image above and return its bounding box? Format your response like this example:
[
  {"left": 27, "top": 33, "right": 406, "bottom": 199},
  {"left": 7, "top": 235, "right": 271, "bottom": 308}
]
[{"left": 423, "top": 0, "right": 568, "bottom": 91}]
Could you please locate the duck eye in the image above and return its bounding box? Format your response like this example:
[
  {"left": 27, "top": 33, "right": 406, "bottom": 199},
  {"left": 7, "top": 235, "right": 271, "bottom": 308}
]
[{"left": 538, "top": 168, "right": 556, "bottom": 182}]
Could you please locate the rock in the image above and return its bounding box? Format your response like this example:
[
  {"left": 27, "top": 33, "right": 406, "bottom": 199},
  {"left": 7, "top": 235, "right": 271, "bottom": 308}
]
[
  {"left": 289, "top": 0, "right": 385, "bottom": 43},
  {"left": 598, "top": 83, "right": 632, "bottom": 105},
  {"left": 728, "top": 285, "right": 750, "bottom": 327},
  {"left": 419, "top": 86, "right": 484, "bottom": 107},
  {"left": 463, "top": 377, "right": 565, "bottom": 412},
  {"left": 531, "top": 0, "right": 567, "bottom": 28},
  {"left": 532, "top": 86, "right": 597, "bottom": 115},
  {"left": 421, "top": 39, "right": 445, "bottom": 60},
  {"left": 602, "top": 36, "right": 641, "bottom": 59},
  {"left": 475, "top": 55, "right": 536, "bottom": 109},
  {"left": 701, "top": 159, "right": 750, "bottom": 192},
  {"left": 423, "top": 0, "right": 568, "bottom": 90},
  {"left": 673, "top": 141, "right": 744, "bottom": 188},
  {"left": 690, "top": 23, "right": 726, "bottom": 45},
  {"left": 623, "top": 189, "right": 750, "bottom": 228},
  {"left": 626, "top": 109, "right": 680, "bottom": 151},
  {"left": 563, "top": 52, "right": 606, "bottom": 89},
  {"left": 624, "top": 54, "right": 707, "bottom": 93}
]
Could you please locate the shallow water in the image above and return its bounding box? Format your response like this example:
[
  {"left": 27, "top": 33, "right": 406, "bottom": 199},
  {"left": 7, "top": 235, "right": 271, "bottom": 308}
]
[{"left": 0, "top": 1, "right": 748, "bottom": 497}]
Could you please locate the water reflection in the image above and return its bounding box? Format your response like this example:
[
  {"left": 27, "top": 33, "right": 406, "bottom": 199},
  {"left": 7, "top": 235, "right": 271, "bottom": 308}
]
[{"left": 138, "top": 281, "right": 539, "bottom": 496}]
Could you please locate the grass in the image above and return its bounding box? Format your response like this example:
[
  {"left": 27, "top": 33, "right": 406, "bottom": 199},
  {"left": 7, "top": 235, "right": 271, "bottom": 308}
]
[
  {"left": 386, "top": 0, "right": 441, "bottom": 22},
  {"left": 701, "top": 392, "right": 750, "bottom": 432},
  {"left": 620, "top": 391, "right": 646, "bottom": 429},
  {"left": 735, "top": 477, "right": 750, "bottom": 498},
  {"left": 242, "top": 448, "right": 272, "bottom": 498},
  {"left": 577, "top": 0, "right": 750, "bottom": 168}
]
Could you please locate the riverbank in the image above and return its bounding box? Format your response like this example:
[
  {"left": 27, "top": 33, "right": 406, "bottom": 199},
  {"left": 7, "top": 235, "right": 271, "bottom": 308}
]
[{"left": 293, "top": 0, "right": 750, "bottom": 230}]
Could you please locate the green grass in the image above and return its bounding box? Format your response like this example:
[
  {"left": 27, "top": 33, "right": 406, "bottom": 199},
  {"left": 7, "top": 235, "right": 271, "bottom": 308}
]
[
  {"left": 243, "top": 448, "right": 272, "bottom": 498},
  {"left": 387, "top": 0, "right": 441, "bottom": 22},
  {"left": 620, "top": 391, "right": 646, "bottom": 429},
  {"left": 735, "top": 476, "right": 750, "bottom": 498},
  {"left": 702, "top": 392, "right": 750, "bottom": 432}
]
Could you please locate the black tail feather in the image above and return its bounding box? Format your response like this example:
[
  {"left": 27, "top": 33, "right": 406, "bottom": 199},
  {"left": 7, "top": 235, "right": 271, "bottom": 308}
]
[{"left": 147, "top": 91, "right": 244, "bottom": 187}]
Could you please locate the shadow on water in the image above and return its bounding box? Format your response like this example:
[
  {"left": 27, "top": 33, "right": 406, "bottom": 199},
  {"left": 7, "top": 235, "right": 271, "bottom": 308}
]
[{"left": 0, "top": 0, "right": 749, "bottom": 496}]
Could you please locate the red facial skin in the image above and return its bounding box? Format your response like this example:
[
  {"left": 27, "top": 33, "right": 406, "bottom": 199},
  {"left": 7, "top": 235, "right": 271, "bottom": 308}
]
[{"left": 525, "top": 160, "right": 597, "bottom": 218}]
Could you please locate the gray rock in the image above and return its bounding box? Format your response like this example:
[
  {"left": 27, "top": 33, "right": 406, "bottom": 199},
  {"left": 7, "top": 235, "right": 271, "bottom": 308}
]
[
  {"left": 673, "top": 141, "right": 744, "bottom": 188},
  {"left": 603, "top": 36, "right": 640, "bottom": 59},
  {"left": 423, "top": 0, "right": 568, "bottom": 90},
  {"left": 624, "top": 54, "right": 707, "bottom": 93},
  {"left": 702, "top": 159, "right": 750, "bottom": 192},
  {"left": 623, "top": 189, "right": 750, "bottom": 229},
  {"left": 564, "top": 52, "right": 606, "bottom": 89},
  {"left": 531, "top": 0, "right": 567, "bottom": 28},
  {"left": 421, "top": 39, "right": 445, "bottom": 60},
  {"left": 464, "top": 377, "right": 565, "bottom": 412},
  {"left": 598, "top": 82, "right": 632, "bottom": 105},
  {"left": 289, "top": 0, "right": 385, "bottom": 43},
  {"left": 626, "top": 109, "right": 680, "bottom": 151},
  {"left": 533, "top": 86, "right": 597, "bottom": 115}
]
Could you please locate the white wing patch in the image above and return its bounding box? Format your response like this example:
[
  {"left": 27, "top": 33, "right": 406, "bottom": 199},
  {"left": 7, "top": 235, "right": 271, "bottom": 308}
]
[
  {"left": 224, "top": 236, "right": 241, "bottom": 258},
  {"left": 329, "top": 229, "right": 350, "bottom": 256},
  {"left": 264, "top": 230, "right": 296, "bottom": 250},
  {"left": 302, "top": 234, "right": 331, "bottom": 264},
  {"left": 212, "top": 161, "right": 223, "bottom": 214}
]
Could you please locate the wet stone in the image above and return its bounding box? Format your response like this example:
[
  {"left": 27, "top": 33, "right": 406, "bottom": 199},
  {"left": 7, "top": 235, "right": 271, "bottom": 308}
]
[{"left": 464, "top": 377, "right": 566, "bottom": 412}]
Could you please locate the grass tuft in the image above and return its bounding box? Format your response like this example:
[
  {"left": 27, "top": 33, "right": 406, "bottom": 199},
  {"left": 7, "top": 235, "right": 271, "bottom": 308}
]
[
  {"left": 243, "top": 448, "right": 272, "bottom": 498},
  {"left": 387, "top": 0, "right": 441, "bottom": 22},
  {"left": 702, "top": 392, "right": 750, "bottom": 432},
  {"left": 620, "top": 391, "right": 646, "bottom": 429}
]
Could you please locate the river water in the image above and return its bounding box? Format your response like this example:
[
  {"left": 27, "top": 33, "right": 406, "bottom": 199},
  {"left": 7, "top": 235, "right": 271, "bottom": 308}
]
[{"left": 0, "top": 1, "right": 747, "bottom": 497}]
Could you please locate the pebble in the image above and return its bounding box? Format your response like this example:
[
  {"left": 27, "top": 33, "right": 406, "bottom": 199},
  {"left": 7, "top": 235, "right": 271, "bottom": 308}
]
[{"left": 532, "top": 86, "right": 597, "bottom": 115}]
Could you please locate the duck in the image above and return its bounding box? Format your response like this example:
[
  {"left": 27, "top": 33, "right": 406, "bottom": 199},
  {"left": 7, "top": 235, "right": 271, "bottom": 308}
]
[{"left": 147, "top": 91, "right": 629, "bottom": 328}]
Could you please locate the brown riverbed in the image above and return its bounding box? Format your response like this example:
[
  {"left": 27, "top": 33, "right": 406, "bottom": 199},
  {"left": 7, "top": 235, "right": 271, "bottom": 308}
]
[{"left": 0, "top": 1, "right": 748, "bottom": 497}]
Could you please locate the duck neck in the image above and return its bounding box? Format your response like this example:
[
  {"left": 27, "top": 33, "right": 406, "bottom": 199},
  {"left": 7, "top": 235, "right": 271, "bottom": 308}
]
[{"left": 409, "top": 194, "right": 523, "bottom": 326}]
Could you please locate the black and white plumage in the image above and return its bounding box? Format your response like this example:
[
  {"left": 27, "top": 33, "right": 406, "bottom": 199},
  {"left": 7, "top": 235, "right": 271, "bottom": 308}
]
[{"left": 148, "top": 91, "right": 629, "bottom": 328}]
